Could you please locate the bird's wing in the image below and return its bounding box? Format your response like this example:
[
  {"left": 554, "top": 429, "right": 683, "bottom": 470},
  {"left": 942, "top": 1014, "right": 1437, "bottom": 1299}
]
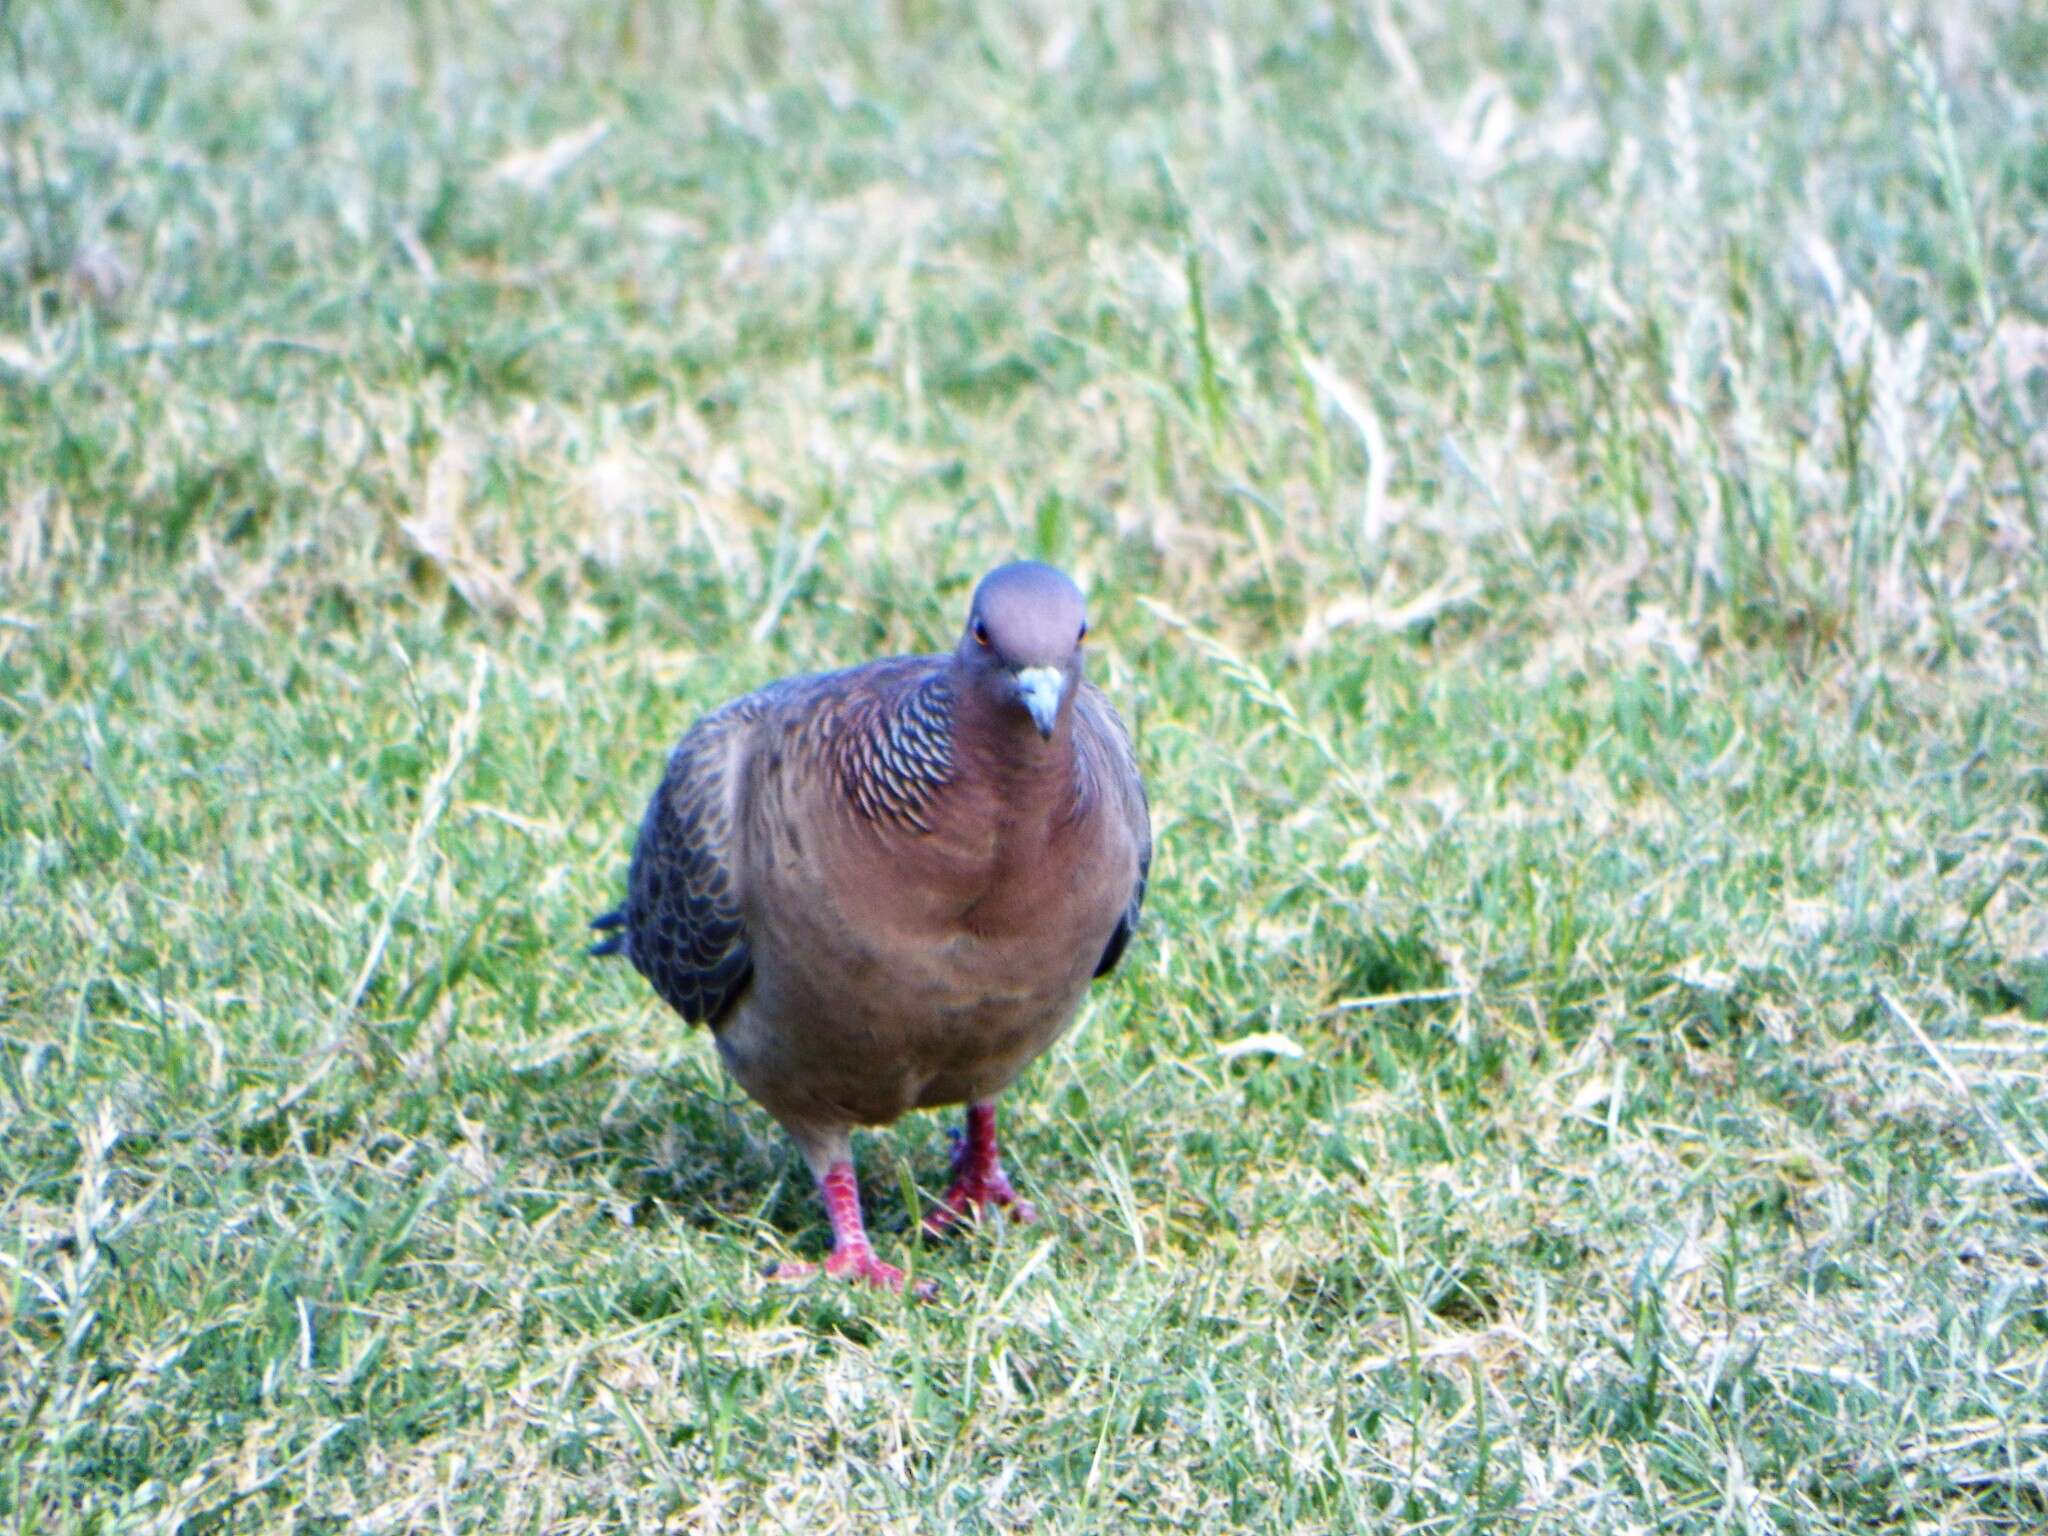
[
  {"left": 609, "top": 692, "right": 766, "bottom": 1027},
  {"left": 1076, "top": 682, "right": 1151, "bottom": 979},
  {"left": 812, "top": 658, "right": 957, "bottom": 835}
]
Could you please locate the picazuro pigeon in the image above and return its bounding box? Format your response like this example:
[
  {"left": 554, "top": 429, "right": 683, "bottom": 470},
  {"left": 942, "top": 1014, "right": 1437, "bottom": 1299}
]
[{"left": 591, "top": 561, "right": 1150, "bottom": 1291}]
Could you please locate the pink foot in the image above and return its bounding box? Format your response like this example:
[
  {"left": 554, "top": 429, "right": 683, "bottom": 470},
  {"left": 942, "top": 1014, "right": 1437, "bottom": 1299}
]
[
  {"left": 768, "top": 1158, "right": 936, "bottom": 1298},
  {"left": 923, "top": 1102, "right": 1038, "bottom": 1236},
  {"left": 924, "top": 1170, "right": 1039, "bottom": 1235},
  {"left": 767, "top": 1252, "right": 933, "bottom": 1298},
  {"left": 825, "top": 1246, "right": 910, "bottom": 1290}
]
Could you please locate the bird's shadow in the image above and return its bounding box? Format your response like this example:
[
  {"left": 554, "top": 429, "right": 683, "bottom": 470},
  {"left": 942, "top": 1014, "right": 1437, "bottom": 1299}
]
[{"left": 530, "top": 1064, "right": 952, "bottom": 1254}]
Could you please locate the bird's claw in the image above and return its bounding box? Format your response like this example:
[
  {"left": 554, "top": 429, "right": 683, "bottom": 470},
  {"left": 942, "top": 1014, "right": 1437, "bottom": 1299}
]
[
  {"left": 767, "top": 1250, "right": 935, "bottom": 1299},
  {"left": 922, "top": 1169, "right": 1037, "bottom": 1236},
  {"left": 765, "top": 1257, "right": 818, "bottom": 1284},
  {"left": 825, "top": 1246, "right": 909, "bottom": 1290}
]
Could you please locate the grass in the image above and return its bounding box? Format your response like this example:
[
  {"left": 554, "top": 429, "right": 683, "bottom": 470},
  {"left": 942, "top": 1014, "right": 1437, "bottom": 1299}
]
[{"left": 2, "top": 0, "right": 2046, "bottom": 1529}]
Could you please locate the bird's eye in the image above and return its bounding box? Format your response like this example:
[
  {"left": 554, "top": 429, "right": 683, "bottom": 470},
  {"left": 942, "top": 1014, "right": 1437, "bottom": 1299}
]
[
  {"left": 1077, "top": 621, "right": 1089, "bottom": 642},
  {"left": 973, "top": 619, "right": 991, "bottom": 647}
]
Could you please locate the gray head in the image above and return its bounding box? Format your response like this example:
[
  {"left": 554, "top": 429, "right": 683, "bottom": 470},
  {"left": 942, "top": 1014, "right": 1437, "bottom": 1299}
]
[{"left": 956, "top": 561, "right": 1089, "bottom": 739}]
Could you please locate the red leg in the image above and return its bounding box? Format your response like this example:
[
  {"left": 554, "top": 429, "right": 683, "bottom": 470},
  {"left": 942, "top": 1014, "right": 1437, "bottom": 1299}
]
[
  {"left": 770, "top": 1159, "right": 929, "bottom": 1295},
  {"left": 816, "top": 1161, "right": 907, "bottom": 1288},
  {"left": 924, "top": 1101, "right": 1038, "bottom": 1236}
]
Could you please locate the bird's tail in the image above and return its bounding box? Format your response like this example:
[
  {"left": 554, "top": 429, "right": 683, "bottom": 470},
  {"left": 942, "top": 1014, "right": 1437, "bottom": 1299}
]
[{"left": 588, "top": 907, "right": 627, "bottom": 958}]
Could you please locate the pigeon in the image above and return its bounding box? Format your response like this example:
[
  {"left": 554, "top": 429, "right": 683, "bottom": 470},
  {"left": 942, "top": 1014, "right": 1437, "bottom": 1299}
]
[{"left": 591, "top": 561, "right": 1150, "bottom": 1290}]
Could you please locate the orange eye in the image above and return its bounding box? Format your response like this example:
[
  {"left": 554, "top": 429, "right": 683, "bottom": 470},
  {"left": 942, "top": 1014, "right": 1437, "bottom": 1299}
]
[{"left": 973, "top": 620, "right": 990, "bottom": 647}]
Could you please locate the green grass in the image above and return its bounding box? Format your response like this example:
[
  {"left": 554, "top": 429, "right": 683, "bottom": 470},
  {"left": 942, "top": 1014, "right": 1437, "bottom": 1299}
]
[{"left": 3, "top": 0, "right": 2046, "bottom": 1529}]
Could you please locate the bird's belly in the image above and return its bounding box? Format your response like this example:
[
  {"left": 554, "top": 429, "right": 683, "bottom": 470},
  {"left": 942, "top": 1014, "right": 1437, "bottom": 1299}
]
[
  {"left": 721, "top": 892, "right": 1105, "bottom": 1127},
  {"left": 897, "top": 933, "right": 1091, "bottom": 1100}
]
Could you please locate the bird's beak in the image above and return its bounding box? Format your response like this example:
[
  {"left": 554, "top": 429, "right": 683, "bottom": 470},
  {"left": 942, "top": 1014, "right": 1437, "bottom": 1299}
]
[{"left": 1013, "top": 667, "right": 1064, "bottom": 739}]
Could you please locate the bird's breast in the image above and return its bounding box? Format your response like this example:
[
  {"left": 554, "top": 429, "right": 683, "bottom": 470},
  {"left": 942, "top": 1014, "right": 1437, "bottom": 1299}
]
[{"left": 726, "top": 751, "right": 1134, "bottom": 1125}]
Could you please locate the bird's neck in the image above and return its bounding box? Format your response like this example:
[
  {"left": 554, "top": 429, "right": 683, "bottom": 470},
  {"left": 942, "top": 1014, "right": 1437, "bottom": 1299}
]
[{"left": 950, "top": 676, "right": 1080, "bottom": 817}]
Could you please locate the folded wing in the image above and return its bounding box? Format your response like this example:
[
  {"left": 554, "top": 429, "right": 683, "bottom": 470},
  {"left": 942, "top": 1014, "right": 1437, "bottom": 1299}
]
[
  {"left": 609, "top": 695, "right": 763, "bottom": 1027},
  {"left": 1076, "top": 684, "right": 1151, "bottom": 979}
]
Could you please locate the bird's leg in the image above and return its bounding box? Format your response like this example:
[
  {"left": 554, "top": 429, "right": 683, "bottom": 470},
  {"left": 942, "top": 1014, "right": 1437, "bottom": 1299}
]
[
  {"left": 767, "top": 1131, "right": 924, "bottom": 1294},
  {"left": 924, "top": 1100, "right": 1038, "bottom": 1235},
  {"left": 813, "top": 1159, "right": 910, "bottom": 1289}
]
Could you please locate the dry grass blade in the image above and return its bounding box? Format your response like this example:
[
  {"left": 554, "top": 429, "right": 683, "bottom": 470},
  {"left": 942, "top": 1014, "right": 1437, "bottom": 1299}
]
[
  {"left": 489, "top": 118, "right": 611, "bottom": 192},
  {"left": 1298, "top": 352, "right": 1392, "bottom": 549},
  {"left": 1880, "top": 991, "right": 2048, "bottom": 1202},
  {"left": 344, "top": 648, "right": 491, "bottom": 1016},
  {"left": 266, "top": 649, "right": 491, "bottom": 1117}
]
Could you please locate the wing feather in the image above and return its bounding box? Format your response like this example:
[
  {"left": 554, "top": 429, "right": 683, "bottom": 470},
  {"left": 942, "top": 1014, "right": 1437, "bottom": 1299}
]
[
  {"left": 618, "top": 695, "right": 762, "bottom": 1026},
  {"left": 1076, "top": 684, "right": 1151, "bottom": 980}
]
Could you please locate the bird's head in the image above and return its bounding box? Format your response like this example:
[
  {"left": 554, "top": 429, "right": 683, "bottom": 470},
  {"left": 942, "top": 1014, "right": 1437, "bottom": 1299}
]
[{"left": 956, "top": 561, "right": 1089, "bottom": 740}]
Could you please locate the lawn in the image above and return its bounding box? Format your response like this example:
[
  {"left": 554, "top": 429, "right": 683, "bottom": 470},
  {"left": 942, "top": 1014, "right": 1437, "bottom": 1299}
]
[{"left": 3, "top": 0, "right": 2046, "bottom": 1530}]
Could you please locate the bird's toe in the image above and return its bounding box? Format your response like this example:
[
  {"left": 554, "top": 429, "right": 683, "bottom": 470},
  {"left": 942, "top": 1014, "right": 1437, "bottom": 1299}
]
[
  {"left": 824, "top": 1247, "right": 923, "bottom": 1294},
  {"left": 923, "top": 1169, "right": 1035, "bottom": 1237}
]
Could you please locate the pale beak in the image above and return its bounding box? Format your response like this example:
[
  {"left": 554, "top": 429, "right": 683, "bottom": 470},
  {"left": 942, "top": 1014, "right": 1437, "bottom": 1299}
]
[{"left": 1013, "top": 666, "right": 1064, "bottom": 739}]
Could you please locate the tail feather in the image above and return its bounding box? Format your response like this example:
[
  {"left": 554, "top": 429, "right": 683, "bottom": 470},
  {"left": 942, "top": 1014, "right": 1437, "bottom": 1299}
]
[{"left": 589, "top": 907, "right": 626, "bottom": 958}]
